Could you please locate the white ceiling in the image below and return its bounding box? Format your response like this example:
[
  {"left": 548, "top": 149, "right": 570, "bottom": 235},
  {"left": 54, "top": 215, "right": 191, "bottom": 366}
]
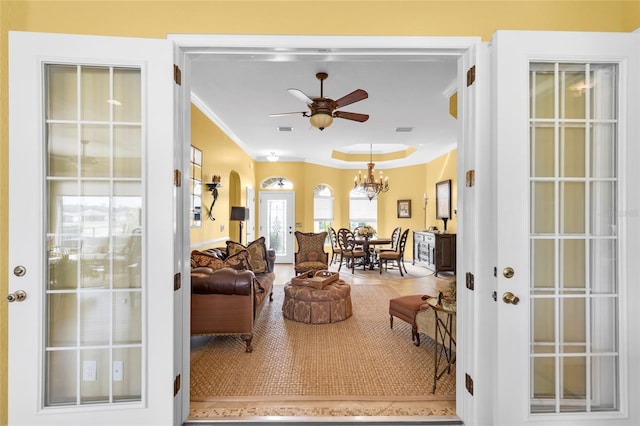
[{"left": 188, "top": 42, "right": 460, "bottom": 170}]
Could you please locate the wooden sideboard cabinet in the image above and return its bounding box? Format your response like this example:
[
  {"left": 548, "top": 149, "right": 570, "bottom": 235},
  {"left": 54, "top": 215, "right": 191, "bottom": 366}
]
[{"left": 413, "top": 231, "right": 456, "bottom": 277}]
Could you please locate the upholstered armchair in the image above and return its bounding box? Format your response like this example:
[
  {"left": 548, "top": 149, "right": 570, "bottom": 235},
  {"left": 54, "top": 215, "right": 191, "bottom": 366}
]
[{"left": 294, "top": 231, "right": 329, "bottom": 274}]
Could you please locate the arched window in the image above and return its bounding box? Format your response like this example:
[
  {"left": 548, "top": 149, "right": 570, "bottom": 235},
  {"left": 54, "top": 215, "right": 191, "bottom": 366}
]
[
  {"left": 349, "top": 188, "right": 377, "bottom": 231},
  {"left": 261, "top": 177, "right": 293, "bottom": 190},
  {"left": 313, "top": 184, "right": 333, "bottom": 238}
]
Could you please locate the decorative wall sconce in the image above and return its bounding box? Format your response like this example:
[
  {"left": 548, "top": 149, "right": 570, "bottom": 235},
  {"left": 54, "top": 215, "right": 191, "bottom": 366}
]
[
  {"left": 206, "top": 175, "right": 222, "bottom": 221},
  {"left": 423, "top": 192, "right": 429, "bottom": 231}
]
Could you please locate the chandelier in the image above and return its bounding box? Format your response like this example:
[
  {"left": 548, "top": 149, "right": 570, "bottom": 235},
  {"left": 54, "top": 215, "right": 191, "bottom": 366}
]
[{"left": 354, "top": 144, "right": 390, "bottom": 201}]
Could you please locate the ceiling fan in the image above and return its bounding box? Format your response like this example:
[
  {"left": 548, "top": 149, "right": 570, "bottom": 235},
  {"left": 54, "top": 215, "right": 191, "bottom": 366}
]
[{"left": 270, "top": 72, "right": 369, "bottom": 130}]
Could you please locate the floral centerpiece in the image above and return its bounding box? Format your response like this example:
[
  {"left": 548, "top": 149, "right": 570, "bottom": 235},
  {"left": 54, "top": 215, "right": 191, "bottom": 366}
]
[{"left": 357, "top": 225, "right": 376, "bottom": 238}]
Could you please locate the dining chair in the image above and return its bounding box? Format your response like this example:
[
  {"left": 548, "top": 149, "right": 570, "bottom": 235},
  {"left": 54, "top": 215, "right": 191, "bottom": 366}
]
[
  {"left": 337, "top": 228, "right": 367, "bottom": 273},
  {"left": 328, "top": 227, "right": 342, "bottom": 265},
  {"left": 351, "top": 226, "right": 366, "bottom": 250},
  {"left": 379, "top": 228, "right": 410, "bottom": 276},
  {"left": 374, "top": 226, "right": 401, "bottom": 258}
]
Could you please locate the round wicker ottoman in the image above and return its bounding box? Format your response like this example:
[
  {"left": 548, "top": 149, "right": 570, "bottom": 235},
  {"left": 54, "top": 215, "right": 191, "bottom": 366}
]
[{"left": 282, "top": 281, "right": 353, "bottom": 324}]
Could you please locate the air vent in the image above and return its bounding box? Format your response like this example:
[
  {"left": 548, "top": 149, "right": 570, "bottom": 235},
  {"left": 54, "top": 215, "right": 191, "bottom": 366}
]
[
  {"left": 277, "top": 126, "right": 293, "bottom": 132},
  {"left": 395, "top": 127, "right": 413, "bottom": 132}
]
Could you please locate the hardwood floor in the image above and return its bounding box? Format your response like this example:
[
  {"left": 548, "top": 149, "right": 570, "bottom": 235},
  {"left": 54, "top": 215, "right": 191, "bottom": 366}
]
[{"left": 189, "top": 261, "right": 458, "bottom": 423}]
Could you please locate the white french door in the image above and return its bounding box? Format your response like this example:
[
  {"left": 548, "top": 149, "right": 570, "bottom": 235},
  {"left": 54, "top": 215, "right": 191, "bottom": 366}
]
[
  {"left": 494, "top": 30, "right": 640, "bottom": 425},
  {"left": 8, "top": 32, "right": 180, "bottom": 425},
  {"left": 258, "top": 191, "right": 295, "bottom": 263}
]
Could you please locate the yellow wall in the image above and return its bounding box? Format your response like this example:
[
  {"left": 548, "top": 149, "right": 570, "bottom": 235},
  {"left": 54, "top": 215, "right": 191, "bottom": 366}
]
[
  {"left": 190, "top": 104, "right": 255, "bottom": 246},
  {"left": 252, "top": 149, "right": 455, "bottom": 259},
  {"left": 2, "top": 1, "right": 640, "bottom": 423}
]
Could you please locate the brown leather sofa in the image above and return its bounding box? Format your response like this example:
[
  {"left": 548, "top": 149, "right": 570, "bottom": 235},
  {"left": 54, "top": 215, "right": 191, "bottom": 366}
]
[{"left": 190, "top": 245, "right": 276, "bottom": 353}]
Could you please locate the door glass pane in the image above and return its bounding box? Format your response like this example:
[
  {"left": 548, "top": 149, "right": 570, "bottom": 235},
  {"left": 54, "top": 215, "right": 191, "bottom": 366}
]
[
  {"left": 47, "top": 65, "right": 77, "bottom": 120},
  {"left": 561, "top": 239, "right": 585, "bottom": 292},
  {"left": 531, "top": 239, "right": 554, "bottom": 291},
  {"left": 561, "top": 126, "right": 586, "bottom": 177},
  {"left": 45, "top": 64, "right": 143, "bottom": 407},
  {"left": 266, "top": 199, "right": 288, "bottom": 257},
  {"left": 80, "top": 125, "right": 110, "bottom": 177},
  {"left": 81, "top": 67, "right": 110, "bottom": 121},
  {"left": 529, "top": 62, "right": 619, "bottom": 414},
  {"left": 531, "top": 181, "right": 555, "bottom": 234},
  {"left": 561, "top": 181, "right": 585, "bottom": 234},
  {"left": 531, "top": 125, "right": 555, "bottom": 177},
  {"left": 46, "top": 350, "right": 77, "bottom": 406}
]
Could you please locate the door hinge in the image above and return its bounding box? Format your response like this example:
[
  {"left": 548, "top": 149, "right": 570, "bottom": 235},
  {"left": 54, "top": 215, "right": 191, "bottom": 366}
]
[
  {"left": 174, "top": 272, "right": 181, "bottom": 291},
  {"left": 173, "top": 64, "right": 182, "bottom": 86},
  {"left": 173, "top": 374, "right": 181, "bottom": 396},
  {"left": 465, "top": 373, "right": 474, "bottom": 395},
  {"left": 466, "top": 65, "right": 476, "bottom": 86},
  {"left": 465, "top": 169, "right": 475, "bottom": 187},
  {"left": 174, "top": 169, "right": 182, "bottom": 187},
  {"left": 465, "top": 272, "right": 474, "bottom": 291}
]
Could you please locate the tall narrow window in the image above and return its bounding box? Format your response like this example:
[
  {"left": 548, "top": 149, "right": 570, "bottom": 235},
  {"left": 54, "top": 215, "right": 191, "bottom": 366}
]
[
  {"left": 313, "top": 184, "right": 333, "bottom": 240},
  {"left": 349, "top": 189, "right": 377, "bottom": 230},
  {"left": 190, "top": 146, "right": 202, "bottom": 227}
]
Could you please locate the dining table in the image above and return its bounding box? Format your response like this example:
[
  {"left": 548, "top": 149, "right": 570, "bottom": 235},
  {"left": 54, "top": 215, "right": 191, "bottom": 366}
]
[{"left": 355, "top": 236, "right": 392, "bottom": 270}]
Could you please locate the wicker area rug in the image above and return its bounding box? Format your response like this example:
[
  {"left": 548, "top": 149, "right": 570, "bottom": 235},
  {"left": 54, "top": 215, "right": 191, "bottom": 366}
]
[{"left": 190, "top": 282, "right": 456, "bottom": 402}]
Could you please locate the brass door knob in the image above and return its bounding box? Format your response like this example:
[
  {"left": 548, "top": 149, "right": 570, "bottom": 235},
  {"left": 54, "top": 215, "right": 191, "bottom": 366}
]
[
  {"left": 6, "top": 290, "right": 27, "bottom": 303},
  {"left": 502, "top": 291, "right": 519, "bottom": 305},
  {"left": 503, "top": 267, "right": 515, "bottom": 278}
]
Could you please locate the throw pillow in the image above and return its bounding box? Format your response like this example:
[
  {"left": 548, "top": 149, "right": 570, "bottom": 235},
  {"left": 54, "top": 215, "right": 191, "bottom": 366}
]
[
  {"left": 226, "top": 237, "right": 269, "bottom": 273},
  {"left": 190, "top": 249, "right": 250, "bottom": 271}
]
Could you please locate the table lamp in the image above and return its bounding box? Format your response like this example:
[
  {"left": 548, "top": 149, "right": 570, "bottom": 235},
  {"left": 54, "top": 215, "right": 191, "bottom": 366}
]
[{"left": 230, "top": 206, "right": 249, "bottom": 244}]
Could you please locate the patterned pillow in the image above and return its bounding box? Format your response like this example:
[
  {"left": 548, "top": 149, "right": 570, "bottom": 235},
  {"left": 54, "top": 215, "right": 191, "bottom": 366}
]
[
  {"left": 190, "top": 249, "right": 250, "bottom": 271},
  {"left": 226, "top": 237, "right": 269, "bottom": 273}
]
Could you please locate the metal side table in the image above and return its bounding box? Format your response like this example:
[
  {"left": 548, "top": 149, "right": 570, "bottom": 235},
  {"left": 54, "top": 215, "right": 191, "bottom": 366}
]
[{"left": 426, "top": 296, "right": 456, "bottom": 393}]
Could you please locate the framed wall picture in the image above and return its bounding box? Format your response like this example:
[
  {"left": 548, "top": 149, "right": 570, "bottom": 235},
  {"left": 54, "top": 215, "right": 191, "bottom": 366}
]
[
  {"left": 436, "top": 179, "right": 452, "bottom": 220},
  {"left": 397, "top": 199, "right": 411, "bottom": 218}
]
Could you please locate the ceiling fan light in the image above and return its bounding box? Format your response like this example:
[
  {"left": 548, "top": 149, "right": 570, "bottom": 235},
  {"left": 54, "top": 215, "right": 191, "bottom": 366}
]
[
  {"left": 310, "top": 113, "right": 333, "bottom": 130},
  {"left": 266, "top": 152, "right": 279, "bottom": 162}
]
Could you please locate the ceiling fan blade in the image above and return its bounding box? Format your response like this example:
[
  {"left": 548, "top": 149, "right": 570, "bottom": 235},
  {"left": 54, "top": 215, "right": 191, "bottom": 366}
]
[
  {"left": 334, "top": 89, "right": 368, "bottom": 109},
  {"left": 287, "top": 88, "right": 314, "bottom": 104},
  {"left": 333, "top": 111, "right": 369, "bottom": 122},
  {"left": 269, "top": 111, "right": 307, "bottom": 117}
]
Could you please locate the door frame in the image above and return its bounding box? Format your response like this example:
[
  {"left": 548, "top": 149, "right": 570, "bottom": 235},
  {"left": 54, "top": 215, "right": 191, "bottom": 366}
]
[{"left": 170, "top": 33, "right": 483, "bottom": 424}]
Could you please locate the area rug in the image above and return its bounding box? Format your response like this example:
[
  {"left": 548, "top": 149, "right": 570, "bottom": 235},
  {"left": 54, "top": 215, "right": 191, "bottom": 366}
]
[
  {"left": 190, "top": 283, "right": 456, "bottom": 401},
  {"left": 327, "top": 260, "right": 436, "bottom": 280}
]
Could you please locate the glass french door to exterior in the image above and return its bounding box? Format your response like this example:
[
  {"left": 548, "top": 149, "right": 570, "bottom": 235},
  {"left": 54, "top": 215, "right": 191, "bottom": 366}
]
[{"left": 259, "top": 191, "right": 295, "bottom": 263}]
